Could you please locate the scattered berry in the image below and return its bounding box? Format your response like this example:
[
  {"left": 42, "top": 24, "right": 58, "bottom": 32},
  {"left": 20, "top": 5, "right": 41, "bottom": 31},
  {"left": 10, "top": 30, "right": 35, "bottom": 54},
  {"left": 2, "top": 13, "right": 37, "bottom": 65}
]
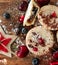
[
  {"left": 35, "top": 0, "right": 50, "bottom": 7},
  {"left": 17, "top": 45, "right": 29, "bottom": 58},
  {"left": 3, "top": 12, "right": 10, "bottom": 19},
  {"left": 18, "top": 1, "right": 28, "bottom": 11},
  {"left": 32, "top": 58, "right": 39, "bottom": 65},
  {"left": 21, "top": 27, "right": 28, "bottom": 34},
  {"left": 53, "top": 51, "right": 58, "bottom": 59},
  {"left": 18, "top": 15, "right": 25, "bottom": 23}
]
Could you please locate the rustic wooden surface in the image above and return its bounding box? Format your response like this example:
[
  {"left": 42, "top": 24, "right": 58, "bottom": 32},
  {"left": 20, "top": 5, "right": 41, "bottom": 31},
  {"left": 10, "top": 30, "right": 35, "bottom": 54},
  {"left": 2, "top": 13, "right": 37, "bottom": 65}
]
[{"left": 0, "top": 0, "right": 57, "bottom": 65}]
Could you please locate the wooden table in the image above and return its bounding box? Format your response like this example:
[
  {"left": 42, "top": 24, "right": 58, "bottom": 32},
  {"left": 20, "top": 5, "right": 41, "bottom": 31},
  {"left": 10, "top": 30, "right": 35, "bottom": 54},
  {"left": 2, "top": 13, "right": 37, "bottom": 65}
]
[{"left": 0, "top": 0, "right": 57, "bottom": 65}]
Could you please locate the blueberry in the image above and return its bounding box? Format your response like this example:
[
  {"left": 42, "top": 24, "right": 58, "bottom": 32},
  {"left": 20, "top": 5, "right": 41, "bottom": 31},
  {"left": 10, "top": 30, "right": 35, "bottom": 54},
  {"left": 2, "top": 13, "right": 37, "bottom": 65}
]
[
  {"left": 21, "top": 27, "right": 28, "bottom": 34},
  {"left": 32, "top": 58, "right": 39, "bottom": 65},
  {"left": 3, "top": 12, "right": 10, "bottom": 19}
]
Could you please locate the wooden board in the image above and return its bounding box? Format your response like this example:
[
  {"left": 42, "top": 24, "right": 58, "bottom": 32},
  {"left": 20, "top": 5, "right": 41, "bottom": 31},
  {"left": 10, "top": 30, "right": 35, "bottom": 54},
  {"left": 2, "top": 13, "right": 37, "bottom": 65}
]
[
  {"left": 0, "top": 0, "right": 57, "bottom": 65},
  {"left": 0, "top": 0, "right": 13, "bottom": 3}
]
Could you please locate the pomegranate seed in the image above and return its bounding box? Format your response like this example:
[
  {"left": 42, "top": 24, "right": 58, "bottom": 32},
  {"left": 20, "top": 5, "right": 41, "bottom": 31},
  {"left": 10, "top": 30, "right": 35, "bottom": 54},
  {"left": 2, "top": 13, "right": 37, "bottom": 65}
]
[
  {"left": 53, "top": 51, "right": 58, "bottom": 59},
  {"left": 51, "top": 12, "right": 57, "bottom": 18},
  {"left": 50, "top": 62, "right": 58, "bottom": 65},
  {"left": 38, "top": 38, "right": 44, "bottom": 45},
  {"left": 18, "top": 15, "right": 24, "bottom": 23},
  {"left": 33, "top": 47, "right": 38, "bottom": 51}
]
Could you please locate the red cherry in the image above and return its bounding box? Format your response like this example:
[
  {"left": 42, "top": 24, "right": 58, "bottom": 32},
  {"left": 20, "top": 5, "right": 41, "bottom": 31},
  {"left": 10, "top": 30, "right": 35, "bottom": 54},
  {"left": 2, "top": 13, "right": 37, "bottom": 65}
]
[
  {"left": 35, "top": 0, "right": 50, "bottom": 7},
  {"left": 53, "top": 51, "right": 58, "bottom": 59},
  {"left": 33, "top": 47, "right": 38, "bottom": 51},
  {"left": 18, "top": 15, "right": 25, "bottom": 23},
  {"left": 38, "top": 38, "right": 44, "bottom": 45},
  {"left": 50, "top": 62, "right": 58, "bottom": 65},
  {"left": 17, "top": 45, "right": 29, "bottom": 58},
  {"left": 51, "top": 12, "right": 57, "bottom": 18},
  {"left": 18, "top": 1, "right": 28, "bottom": 11}
]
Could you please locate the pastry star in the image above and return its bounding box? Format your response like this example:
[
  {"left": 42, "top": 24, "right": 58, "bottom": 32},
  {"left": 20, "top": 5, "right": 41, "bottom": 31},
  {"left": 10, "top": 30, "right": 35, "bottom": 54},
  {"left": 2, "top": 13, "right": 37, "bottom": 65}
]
[
  {"left": 0, "top": 26, "right": 17, "bottom": 57},
  {"left": 0, "top": 32, "right": 11, "bottom": 52}
]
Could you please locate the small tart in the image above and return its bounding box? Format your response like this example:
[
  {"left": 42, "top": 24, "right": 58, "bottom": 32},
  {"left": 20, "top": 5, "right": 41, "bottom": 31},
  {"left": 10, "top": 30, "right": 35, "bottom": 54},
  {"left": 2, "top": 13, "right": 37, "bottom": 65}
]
[
  {"left": 37, "top": 5, "right": 58, "bottom": 30},
  {"left": 26, "top": 26, "right": 54, "bottom": 56},
  {"left": 23, "top": 0, "right": 40, "bottom": 26}
]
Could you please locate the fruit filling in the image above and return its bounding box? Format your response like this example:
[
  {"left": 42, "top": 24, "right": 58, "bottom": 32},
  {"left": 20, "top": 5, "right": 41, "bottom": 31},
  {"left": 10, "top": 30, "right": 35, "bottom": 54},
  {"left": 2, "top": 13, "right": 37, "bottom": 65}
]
[
  {"left": 27, "top": 6, "right": 38, "bottom": 23},
  {"left": 0, "top": 32, "right": 11, "bottom": 52}
]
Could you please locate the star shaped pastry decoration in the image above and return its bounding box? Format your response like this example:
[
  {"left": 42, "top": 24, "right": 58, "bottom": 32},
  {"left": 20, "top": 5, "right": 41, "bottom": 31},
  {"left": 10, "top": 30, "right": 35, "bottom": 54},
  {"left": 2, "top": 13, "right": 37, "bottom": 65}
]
[{"left": 0, "top": 26, "right": 17, "bottom": 57}]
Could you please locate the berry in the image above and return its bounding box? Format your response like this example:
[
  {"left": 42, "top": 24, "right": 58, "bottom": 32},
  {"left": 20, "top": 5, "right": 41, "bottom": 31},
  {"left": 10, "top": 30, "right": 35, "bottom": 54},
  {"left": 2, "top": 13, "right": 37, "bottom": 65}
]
[
  {"left": 50, "top": 62, "right": 58, "bottom": 65},
  {"left": 17, "top": 45, "right": 29, "bottom": 58},
  {"left": 38, "top": 38, "right": 44, "bottom": 45},
  {"left": 32, "top": 58, "right": 39, "bottom": 65},
  {"left": 51, "top": 12, "right": 57, "bottom": 18},
  {"left": 18, "top": 1, "right": 28, "bottom": 11},
  {"left": 21, "top": 27, "right": 28, "bottom": 34},
  {"left": 18, "top": 15, "right": 25, "bottom": 23},
  {"left": 33, "top": 47, "right": 38, "bottom": 52},
  {"left": 53, "top": 51, "right": 58, "bottom": 59},
  {"left": 35, "top": 0, "right": 50, "bottom": 7},
  {"left": 3, "top": 12, "right": 10, "bottom": 19}
]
